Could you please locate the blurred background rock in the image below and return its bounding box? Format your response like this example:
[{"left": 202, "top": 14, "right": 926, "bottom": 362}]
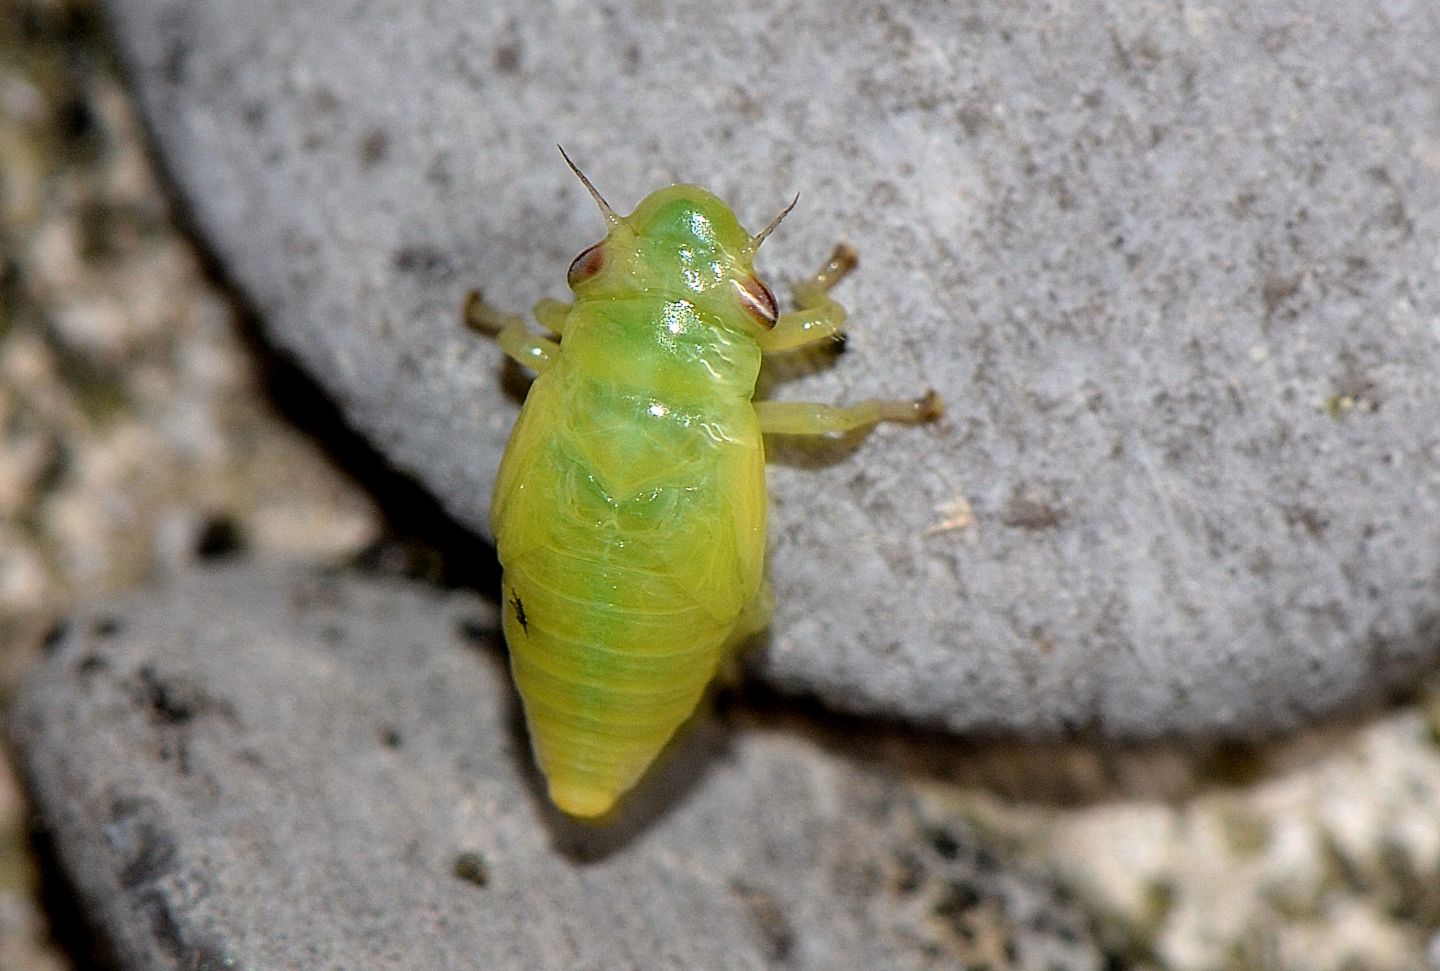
[{"left": 0, "top": 2, "right": 383, "bottom": 966}]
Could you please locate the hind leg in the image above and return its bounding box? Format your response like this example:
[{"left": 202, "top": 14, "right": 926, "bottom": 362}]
[{"left": 755, "top": 392, "right": 943, "bottom": 436}]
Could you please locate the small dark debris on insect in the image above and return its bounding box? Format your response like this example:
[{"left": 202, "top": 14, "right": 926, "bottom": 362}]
[
  {"left": 509, "top": 592, "right": 528, "bottom": 635},
  {"left": 379, "top": 725, "right": 403, "bottom": 749},
  {"left": 452, "top": 850, "right": 490, "bottom": 887}
]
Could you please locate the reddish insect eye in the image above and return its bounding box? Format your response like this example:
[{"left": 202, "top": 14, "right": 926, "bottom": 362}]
[
  {"left": 733, "top": 275, "right": 778, "bottom": 328},
  {"left": 567, "top": 243, "right": 606, "bottom": 287}
]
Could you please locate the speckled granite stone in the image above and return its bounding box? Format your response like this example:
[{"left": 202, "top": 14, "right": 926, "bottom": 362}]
[
  {"left": 101, "top": 0, "right": 1440, "bottom": 736},
  {"left": 9, "top": 563, "right": 1108, "bottom": 970}
]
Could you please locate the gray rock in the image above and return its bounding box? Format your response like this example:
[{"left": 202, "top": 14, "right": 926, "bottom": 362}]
[
  {"left": 102, "top": 0, "right": 1440, "bottom": 736},
  {"left": 9, "top": 564, "right": 1107, "bottom": 970}
]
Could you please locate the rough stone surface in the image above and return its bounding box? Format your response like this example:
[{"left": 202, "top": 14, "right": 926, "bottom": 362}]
[
  {"left": 101, "top": 0, "right": 1440, "bottom": 736},
  {"left": 9, "top": 563, "right": 1109, "bottom": 970},
  {"left": 0, "top": 5, "right": 382, "bottom": 968}
]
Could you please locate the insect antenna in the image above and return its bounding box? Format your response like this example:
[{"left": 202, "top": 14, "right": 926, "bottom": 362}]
[
  {"left": 557, "top": 145, "right": 621, "bottom": 226},
  {"left": 751, "top": 192, "right": 800, "bottom": 250}
]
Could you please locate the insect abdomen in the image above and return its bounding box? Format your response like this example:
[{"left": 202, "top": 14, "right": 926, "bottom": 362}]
[
  {"left": 503, "top": 559, "right": 734, "bottom": 817},
  {"left": 490, "top": 300, "right": 768, "bottom": 817}
]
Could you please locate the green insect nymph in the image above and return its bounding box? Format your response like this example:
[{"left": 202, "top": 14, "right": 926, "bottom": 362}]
[{"left": 465, "top": 149, "right": 941, "bottom": 818}]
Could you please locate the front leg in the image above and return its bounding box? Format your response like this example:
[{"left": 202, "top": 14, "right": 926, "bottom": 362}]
[
  {"left": 532, "top": 298, "right": 572, "bottom": 336},
  {"left": 463, "top": 290, "right": 559, "bottom": 372},
  {"left": 756, "top": 244, "right": 857, "bottom": 354},
  {"left": 755, "top": 391, "right": 942, "bottom": 436}
]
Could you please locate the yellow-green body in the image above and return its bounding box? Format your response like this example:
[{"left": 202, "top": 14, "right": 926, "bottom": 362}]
[
  {"left": 473, "top": 157, "right": 938, "bottom": 818},
  {"left": 492, "top": 186, "right": 772, "bottom": 818}
]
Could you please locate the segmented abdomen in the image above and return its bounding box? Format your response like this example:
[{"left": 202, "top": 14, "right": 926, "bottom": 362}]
[
  {"left": 503, "top": 546, "right": 734, "bottom": 817},
  {"left": 491, "top": 366, "right": 765, "bottom": 817}
]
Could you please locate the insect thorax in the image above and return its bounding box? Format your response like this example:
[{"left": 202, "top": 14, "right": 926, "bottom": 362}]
[{"left": 559, "top": 295, "right": 763, "bottom": 407}]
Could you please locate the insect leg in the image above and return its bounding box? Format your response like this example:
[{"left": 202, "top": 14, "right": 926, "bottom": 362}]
[
  {"left": 757, "top": 244, "right": 857, "bottom": 353},
  {"left": 532, "top": 298, "right": 572, "bottom": 336},
  {"left": 755, "top": 391, "right": 943, "bottom": 436},
  {"left": 463, "top": 290, "right": 559, "bottom": 372}
]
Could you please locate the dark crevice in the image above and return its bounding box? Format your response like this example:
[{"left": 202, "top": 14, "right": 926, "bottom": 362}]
[
  {"left": 227, "top": 287, "right": 500, "bottom": 594},
  {"left": 27, "top": 818, "right": 124, "bottom": 971}
]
